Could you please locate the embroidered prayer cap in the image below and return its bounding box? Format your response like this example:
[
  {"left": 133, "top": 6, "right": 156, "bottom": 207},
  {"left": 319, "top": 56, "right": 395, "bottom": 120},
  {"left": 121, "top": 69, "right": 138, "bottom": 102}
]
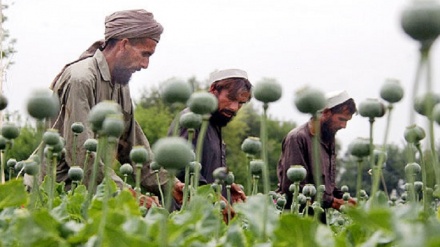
[
  {"left": 325, "top": 90, "right": 352, "bottom": 109},
  {"left": 209, "top": 69, "right": 248, "bottom": 84},
  {"left": 104, "top": 9, "right": 163, "bottom": 43}
]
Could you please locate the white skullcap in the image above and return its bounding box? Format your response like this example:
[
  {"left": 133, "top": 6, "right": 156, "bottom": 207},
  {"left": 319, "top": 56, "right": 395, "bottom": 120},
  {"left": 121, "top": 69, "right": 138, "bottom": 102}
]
[
  {"left": 209, "top": 69, "right": 248, "bottom": 84},
  {"left": 325, "top": 90, "right": 352, "bottom": 109}
]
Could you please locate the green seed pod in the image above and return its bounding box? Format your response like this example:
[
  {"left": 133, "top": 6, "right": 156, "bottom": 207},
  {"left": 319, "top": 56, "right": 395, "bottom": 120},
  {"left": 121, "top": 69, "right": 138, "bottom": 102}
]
[
  {"left": 342, "top": 192, "right": 350, "bottom": 201},
  {"left": 341, "top": 185, "right": 349, "bottom": 193},
  {"left": 380, "top": 78, "right": 404, "bottom": 104},
  {"left": 130, "top": 146, "right": 149, "bottom": 164},
  {"left": 14, "top": 161, "right": 24, "bottom": 172},
  {"left": 401, "top": 0, "right": 440, "bottom": 43},
  {"left": 405, "top": 162, "right": 421, "bottom": 176},
  {"left": 119, "top": 163, "right": 133, "bottom": 175},
  {"left": 373, "top": 149, "right": 388, "bottom": 166},
  {"left": 276, "top": 196, "right": 287, "bottom": 208},
  {"left": 360, "top": 190, "right": 367, "bottom": 198},
  {"left": 358, "top": 98, "right": 386, "bottom": 119},
  {"left": 0, "top": 94, "right": 8, "bottom": 111},
  {"left": 26, "top": 89, "right": 60, "bottom": 120},
  {"left": 43, "top": 128, "right": 60, "bottom": 146},
  {"left": 68, "top": 166, "right": 84, "bottom": 181},
  {"left": 404, "top": 124, "right": 426, "bottom": 144},
  {"left": 187, "top": 92, "right": 218, "bottom": 115},
  {"left": 83, "top": 138, "right": 98, "bottom": 152},
  {"left": 337, "top": 217, "right": 345, "bottom": 225},
  {"left": 102, "top": 113, "right": 124, "bottom": 138},
  {"left": 294, "top": 86, "right": 326, "bottom": 114},
  {"left": 241, "top": 136, "right": 262, "bottom": 156},
  {"left": 0, "top": 135, "right": 6, "bottom": 150},
  {"left": 348, "top": 137, "right": 371, "bottom": 158},
  {"left": 414, "top": 92, "right": 440, "bottom": 117},
  {"left": 224, "top": 172, "right": 234, "bottom": 185},
  {"left": 213, "top": 167, "right": 228, "bottom": 181},
  {"left": 88, "top": 100, "right": 122, "bottom": 133},
  {"left": 286, "top": 165, "right": 307, "bottom": 183},
  {"left": 150, "top": 161, "right": 161, "bottom": 172},
  {"left": 432, "top": 104, "right": 440, "bottom": 125},
  {"left": 218, "top": 200, "right": 227, "bottom": 210},
  {"left": 289, "top": 184, "right": 296, "bottom": 193},
  {"left": 51, "top": 137, "right": 65, "bottom": 153},
  {"left": 268, "top": 191, "right": 278, "bottom": 200},
  {"left": 211, "top": 183, "right": 221, "bottom": 193},
  {"left": 71, "top": 122, "right": 85, "bottom": 134},
  {"left": 252, "top": 78, "right": 282, "bottom": 104},
  {"left": 188, "top": 161, "right": 201, "bottom": 173},
  {"left": 6, "top": 158, "right": 17, "bottom": 169},
  {"left": 414, "top": 181, "right": 423, "bottom": 193},
  {"left": 249, "top": 159, "right": 264, "bottom": 175},
  {"left": 297, "top": 194, "right": 307, "bottom": 204},
  {"left": 179, "top": 111, "right": 202, "bottom": 129},
  {"left": 162, "top": 78, "right": 192, "bottom": 105},
  {"left": 1, "top": 122, "right": 19, "bottom": 140},
  {"left": 152, "top": 137, "right": 193, "bottom": 170},
  {"left": 318, "top": 184, "right": 325, "bottom": 193},
  {"left": 24, "top": 160, "right": 39, "bottom": 176},
  {"left": 302, "top": 184, "right": 316, "bottom": 197}
]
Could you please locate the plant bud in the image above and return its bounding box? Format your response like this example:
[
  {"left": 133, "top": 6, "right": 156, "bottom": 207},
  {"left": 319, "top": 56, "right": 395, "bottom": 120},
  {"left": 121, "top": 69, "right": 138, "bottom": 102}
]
[
  {"left": 24, "top": 160, "right": 39, "bottom": 176},
  {"left": 119, "top": 163, "right": 133, "bottom": 175},
  {"left": 249, "top": 159, "right": 264, "bottom": 175},
  {"left": 162, "top": 78, "right": 192, "bottom": 105},
  {"left": 68, "top": 166, "right": 84, "bottom": 181},
  {"left": 286, "top": 165, "right": 307, "bottom": 183},
  {"left": 26, "top": 89, "right": 60, "bottom": 120},
  {"left": 380, "top": 78, "right": 404, "bottom": 103},
  {"left": 6, "top": 158, "right": 16, "bottom": 169},
  {"left": 302, "top": 184, "right": 316, "bottom": 197},
  {"left": 404, "top": 124, "right": 426, "bottom": 144},
  {"left": 88, "top": 100, "right": 122, "bottom": 133},
  {"left": 0, "top": 136, "right": 6, "bottom": 150},
  {"left": 297, "top": 194, "right": 307, "bottom": 204},
  {"left": 224, "top": 172, "right": 235, "bottom": 185},
  {"left": 213, "top": 167, "right": 228, "bottom": 181},
  {"left": 130, "top": 146, "right": 149, "bottom": 164},
  {"left": 0, "top": 94, "right": 8, "bottom": 111},
  {"left": 294, "top": 86, "right": 326, "bottom": 114},
  {"left": 400, "top": 0, "right": 440, "bottom": 43},
  {"left": 71, "top": 122, "right": 85, "bottom": 134},
  {"left": 179, "top": 111, "right": 202, "bottom": 129},
  {"left": 358, "top": 98, "right": 386, "bottom": 119},
  {"left": 276, "top": 196, "right": 287, "bottom": 208},
  {"left": 241, "top": 136, "right": 262, "bottom": 156},
  {"left": 1, "top": 122, "right": 19, "bottom": 140},
  {"left": 152, "top": 137, "right": 193, "bottom": 170},
  {"left": 150, "top": 161, "right": 161, "bottom": 172},
  {"left": 43, "top": 128, "right": 60, "bottom": 146},
  {"left": 187, "top": 92, "right": 218, "bottom": 115},
  {"left": 188, "top": 161, "right": 201, "bottom": 173},
  {"left": 252, "top": 78, "right": 282, "bottom": 104},
  {"left": 348, "top": 137, "right": 371, "bottom": 158},
  {"left": 414, "top": 181, "right": 423, "bottom": 193},
  {"left": 83, "top": 138, "right": 98, "bottom": 152},
  {"left": 341, "top": 185, "right": 349, "bottom": 193},
  {"left": 102, "top": 114, "right": 124, "bottom": 138},
  {"left": 405, "top": 162, "right": 421, "bottom": 176},
  {"left": 414, "top": 92, "right": 440, "bottom": 117}
]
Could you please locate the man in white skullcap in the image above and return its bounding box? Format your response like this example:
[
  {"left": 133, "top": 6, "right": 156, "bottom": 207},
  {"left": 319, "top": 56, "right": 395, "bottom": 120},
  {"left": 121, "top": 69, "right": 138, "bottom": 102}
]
[
  {"left": 276, "top": 90, "right": 357, "bottom": 219},
  {"left": 169, "top": 69, "right": 251, "bottom": 214},
  {"left": 40, "top": 9, "right": 183, "bottom": 207}
]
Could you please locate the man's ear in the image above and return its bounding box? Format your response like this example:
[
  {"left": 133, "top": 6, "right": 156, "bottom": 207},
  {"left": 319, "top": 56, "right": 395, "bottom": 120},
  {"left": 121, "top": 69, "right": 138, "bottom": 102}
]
[
  {"left": 209, "top": 84, "right": 218, "bottom": 95},
  {"left": 321, "top": 108, "right": 332, "bottom": 119}
]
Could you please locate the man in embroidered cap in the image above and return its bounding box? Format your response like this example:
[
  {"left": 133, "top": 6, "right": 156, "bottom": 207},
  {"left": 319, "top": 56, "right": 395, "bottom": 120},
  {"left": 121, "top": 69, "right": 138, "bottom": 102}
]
[
  {"left": 33, "top": 9, "right": 184, "bottom": 207},
  {"left": 276, "top": 90, "right": 357, "bottom": 219},
  {"left": 169, "top": 69, "right": 251, "bottom": 212}
]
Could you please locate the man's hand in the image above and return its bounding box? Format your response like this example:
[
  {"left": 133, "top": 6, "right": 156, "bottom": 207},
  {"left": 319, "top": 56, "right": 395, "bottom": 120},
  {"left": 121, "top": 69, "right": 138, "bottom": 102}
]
[
  {"left": 128, "top": 188, "right": 161, "bottom": 208},
  {"left": 331, "top": 197, "right": 356, "bottom": 210},
  {"left": 173, "top": 180, "right": 185, "bottom": 204},
  {"left": 230, "top": 183, "right": 246, "bottom": 203}
]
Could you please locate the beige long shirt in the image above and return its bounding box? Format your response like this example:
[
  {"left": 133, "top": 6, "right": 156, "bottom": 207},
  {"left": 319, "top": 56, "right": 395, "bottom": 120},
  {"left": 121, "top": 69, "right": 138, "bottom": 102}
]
[{"left": 49, "top": 49, "right": 168, "bottom": 194}]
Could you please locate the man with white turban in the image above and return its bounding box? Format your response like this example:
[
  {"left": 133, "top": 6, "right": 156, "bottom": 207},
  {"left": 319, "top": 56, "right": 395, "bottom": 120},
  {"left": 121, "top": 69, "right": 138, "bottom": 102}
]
[{"left": 40, "top": 9, "right": 183, "bottom": 207}]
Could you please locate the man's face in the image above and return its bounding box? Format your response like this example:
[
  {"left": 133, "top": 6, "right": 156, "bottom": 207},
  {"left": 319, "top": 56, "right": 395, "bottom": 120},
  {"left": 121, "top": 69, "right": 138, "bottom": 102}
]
[
  {"left": 112, "top": 38, "right": 157, "bottom": 85},
  {"left": 322, "top": 110, "right": 353, "bottom": 136},
  {"left": 211, "top": 89, "right": 250, "bottom": 127}
]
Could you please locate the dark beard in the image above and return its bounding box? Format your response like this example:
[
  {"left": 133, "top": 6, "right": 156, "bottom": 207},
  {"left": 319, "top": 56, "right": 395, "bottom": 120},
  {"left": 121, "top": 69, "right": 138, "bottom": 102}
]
[
  {"left": 112, "top": 67, "right": 132, "bottom": 85},
  {"left": 320, "top": 119, "right": 336, "bottom": 144},
  {"left": 210, "top": 110, "right": 235, "bottom": 127}
]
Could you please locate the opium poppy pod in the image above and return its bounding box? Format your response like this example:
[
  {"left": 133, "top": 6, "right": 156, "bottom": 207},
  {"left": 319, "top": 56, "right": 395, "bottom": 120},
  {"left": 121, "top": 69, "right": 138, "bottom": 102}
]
[
  {"left": 302, "top": 184, "right": 317, "bottom": 197},
  {"left": 129, "top": 146, "right": 149, "bottom": 164},
  {"left": 88, "top": 100, "right": 122, "bottom": 133},
  {"left": 380, "top": 78, "right": 404, "bottom": 104},
  {"left": 26, "top": 89, "right": 60, "bottom": 120},
  {"left": 179, "top": 111, "right": 202, "bottom": 129},
  {"left": 43, "top": 129, "right": 61, "bottom": 146},
  {"left": 249, "top": 159, "right": 264, "bottom": 175},
  {"left": 119, "top": 163, "right": 133, "bottom": 175},
  {"left": 405, "top": 162, "right": 421, "bottom": 176},
  {"left": 286, "top": 165, "right": 307, "bottom": 183},
  {"left": 0, "top": 94, "right": 8, "bottom": 111},
  {"left": 187, "top": 92, "right": 218, "bottom": 115},
  {"left": 24, "top": 160, "right": 39, "bottom": 176},
  {"left": 71, "top": 122, "right": 85, "bottom": 134},
  {"left": 252, "top": 78, "right": 282, "bottom": 104},
  {"left": 212, "top": 167, "right": 228, "bottom": 181},
  {"left": 358, "top": 98, "right": 386, "bottom": 119},
  {"left": 152, "top": 137, "right": 193, "bottom": 170},
  {"left": 348, "top": 137, "right": 371, "bottom": 158},
  {"left": 414, "top": 92, "right": 440, "bottom": 117},
  {"left": 401, "top": 0, "right": 440, "bottom": 43},
  {"left": 1, "top": 122, "right": 20, "bottom": 140},
  {"left": 162, "top": 78, "right": 192, "bottom": 105},
  {"left": 294, "top": 86, "right": 326, "bottom": 114},
  {"left": 404, "top": 124, "right": 426, "bottom": 144},
  {"left": 241, "top": 136, "right": 262, "bottom": 156},
  {"left": 68, "top": 166, "right": 84, "bottom": 181},
  {"left": 83, "top": 138, "right": 98, "bottom": 152},
  {"left": 102, "top": 114, "right": 125, "bottom": 138}
]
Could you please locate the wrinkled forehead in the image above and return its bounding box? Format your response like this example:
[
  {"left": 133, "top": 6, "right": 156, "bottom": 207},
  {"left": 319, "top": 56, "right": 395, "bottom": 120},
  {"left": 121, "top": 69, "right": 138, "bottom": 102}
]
[{"left": 226, "top": 88, "right": 251, "bottom": 102}]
